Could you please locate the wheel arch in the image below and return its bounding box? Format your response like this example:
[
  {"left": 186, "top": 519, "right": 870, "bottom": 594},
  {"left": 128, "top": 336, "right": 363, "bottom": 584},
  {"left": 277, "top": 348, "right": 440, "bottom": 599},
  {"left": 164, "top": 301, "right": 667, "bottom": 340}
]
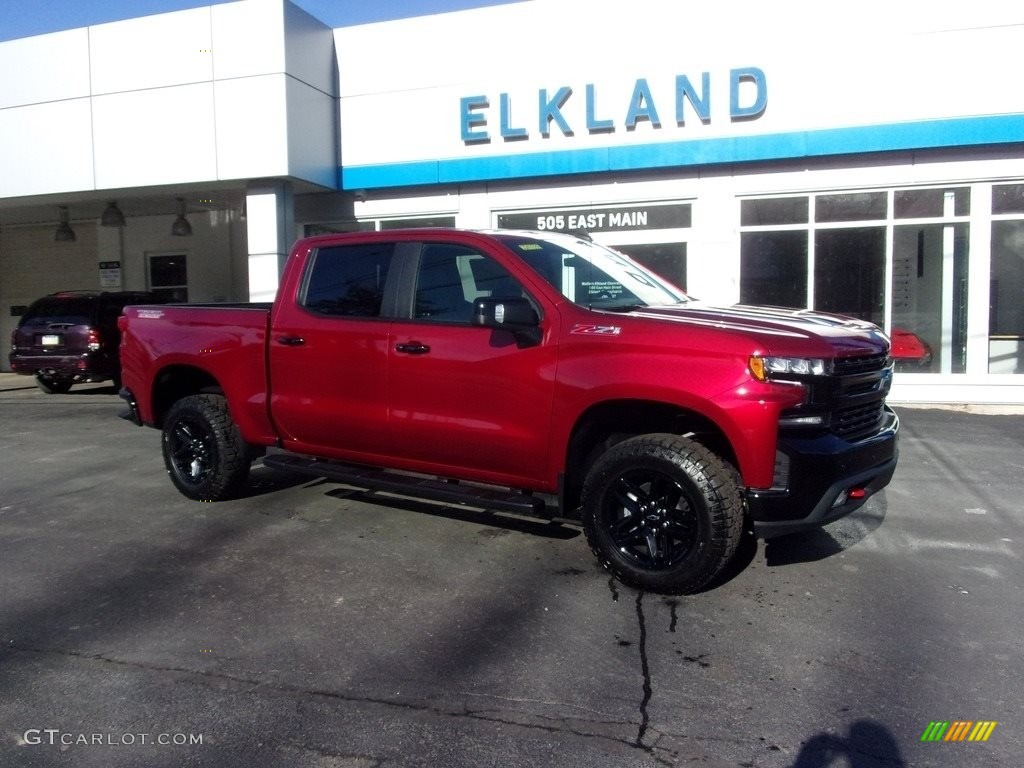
[
  {"left": 561, "top": 399, "right": 738, "bottom": 518},
  {"left": 150, "top": 365, "right": 223, "bottom": 428}
]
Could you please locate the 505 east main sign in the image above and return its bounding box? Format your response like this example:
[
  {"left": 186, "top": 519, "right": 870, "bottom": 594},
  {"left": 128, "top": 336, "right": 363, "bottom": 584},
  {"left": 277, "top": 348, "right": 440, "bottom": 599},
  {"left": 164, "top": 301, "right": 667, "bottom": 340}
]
[{"left": 460, "top": 68, "right": 767, "bottom": 143}]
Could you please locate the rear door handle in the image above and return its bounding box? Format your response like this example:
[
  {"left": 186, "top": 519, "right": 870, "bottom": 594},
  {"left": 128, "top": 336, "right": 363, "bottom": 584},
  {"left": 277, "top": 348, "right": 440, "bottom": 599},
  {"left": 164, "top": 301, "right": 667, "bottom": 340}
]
[
  {"left": 395, "top": 341, "right": 431, "bottom": 355},
  {"left": 276, "top": 336, "right": 305, "bottom": 346}
]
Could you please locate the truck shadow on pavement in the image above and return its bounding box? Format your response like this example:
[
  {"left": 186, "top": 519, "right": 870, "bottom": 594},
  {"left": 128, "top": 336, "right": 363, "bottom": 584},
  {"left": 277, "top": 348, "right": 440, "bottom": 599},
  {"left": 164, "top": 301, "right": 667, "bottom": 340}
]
[
  {"left": 235, "top": 466, "right": 333, "bottom": 499},
  {"left": 763, "top": 495, "right": 889, "bottom": 567}
]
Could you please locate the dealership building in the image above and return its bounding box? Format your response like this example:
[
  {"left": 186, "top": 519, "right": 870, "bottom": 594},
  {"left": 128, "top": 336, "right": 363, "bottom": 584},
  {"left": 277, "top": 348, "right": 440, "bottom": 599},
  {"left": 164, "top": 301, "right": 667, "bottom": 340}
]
[{"left": 1, "top": 0, "right": 1023, "bottom": 403}]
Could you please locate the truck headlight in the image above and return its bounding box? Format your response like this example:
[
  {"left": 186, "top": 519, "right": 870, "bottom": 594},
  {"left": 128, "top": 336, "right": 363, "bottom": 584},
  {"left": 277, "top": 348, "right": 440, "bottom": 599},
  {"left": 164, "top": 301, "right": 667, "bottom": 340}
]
[{"left": 749, "top": 355, "right": 830, "bottom": 382}]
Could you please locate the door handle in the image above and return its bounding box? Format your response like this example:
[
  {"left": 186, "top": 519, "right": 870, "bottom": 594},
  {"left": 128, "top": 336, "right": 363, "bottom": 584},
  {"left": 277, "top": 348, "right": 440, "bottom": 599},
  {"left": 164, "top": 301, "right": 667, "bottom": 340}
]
[
  {"left": 395, "top": 341, "right": 431, "bottom": 355},
  {"left": 276, "top": 336, "right": 305, "bottom": 346}
]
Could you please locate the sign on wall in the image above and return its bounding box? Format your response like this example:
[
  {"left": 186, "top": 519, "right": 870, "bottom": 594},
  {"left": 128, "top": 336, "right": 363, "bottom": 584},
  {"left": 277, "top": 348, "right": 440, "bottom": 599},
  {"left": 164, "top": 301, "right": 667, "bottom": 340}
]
[
  {"left": 498, "top": 204, "right": 691, "bottom": 233},
  {"left": 98, "top": 260, "right": 122, "bottom": 289}
]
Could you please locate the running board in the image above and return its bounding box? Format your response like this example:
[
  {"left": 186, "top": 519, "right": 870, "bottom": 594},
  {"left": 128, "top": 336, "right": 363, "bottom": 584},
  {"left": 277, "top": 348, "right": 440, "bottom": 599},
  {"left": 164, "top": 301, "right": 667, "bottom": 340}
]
[{"left": 262, "top": 453, "right": 548, "bottom": 518}]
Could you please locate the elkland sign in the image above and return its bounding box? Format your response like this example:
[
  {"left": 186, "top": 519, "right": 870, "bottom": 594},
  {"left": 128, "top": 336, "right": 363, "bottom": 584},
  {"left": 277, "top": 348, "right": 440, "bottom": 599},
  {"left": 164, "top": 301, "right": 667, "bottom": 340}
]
[{"left": 460, "top": 68, "right": 768, "bottom": 143}]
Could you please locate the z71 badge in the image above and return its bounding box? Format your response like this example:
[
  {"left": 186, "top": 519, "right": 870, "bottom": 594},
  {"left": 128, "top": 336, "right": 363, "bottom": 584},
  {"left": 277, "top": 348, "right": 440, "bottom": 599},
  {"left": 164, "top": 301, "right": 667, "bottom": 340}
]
[{"left": 571, "top": 324, "right": 622, "bottom": 336}]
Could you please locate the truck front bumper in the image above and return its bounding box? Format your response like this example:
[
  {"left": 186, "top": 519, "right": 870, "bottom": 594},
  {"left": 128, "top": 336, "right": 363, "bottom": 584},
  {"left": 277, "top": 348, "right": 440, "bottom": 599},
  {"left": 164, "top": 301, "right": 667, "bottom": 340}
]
[{"left": 747, "top": 406, "right": 899, "bottom": 538}]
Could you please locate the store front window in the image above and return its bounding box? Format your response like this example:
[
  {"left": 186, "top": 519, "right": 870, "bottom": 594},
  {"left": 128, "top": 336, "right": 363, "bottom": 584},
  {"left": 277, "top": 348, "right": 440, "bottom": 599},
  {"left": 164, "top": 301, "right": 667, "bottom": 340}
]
[
  {"left": 614, "top": 242, "right": 687, "bottom": 291},
  {"left": 740, "top": 230, "right": 807, "bottom": 308},
  {"left": 814, "top": 227, "right": 886, "bottom": 326},
  {"left": 892, "top": 222, "right": 969, "bottom": 373},
  {"left": 740, "top": 188, "right": 972, "bottom": 374},
  {"left": 990, "top": 184, "right": 1024, "bottom": 373}
]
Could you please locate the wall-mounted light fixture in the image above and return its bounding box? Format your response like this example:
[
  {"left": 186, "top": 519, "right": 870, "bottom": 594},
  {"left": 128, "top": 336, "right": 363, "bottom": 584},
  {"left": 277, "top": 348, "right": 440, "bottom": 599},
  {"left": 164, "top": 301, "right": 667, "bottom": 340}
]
[
  {"left": 171, "top": 197, "right": 192, "bottom": 237},
  {"left": 101, "top": 201, "right": 126, "bottom": 227},
  {"left": 55, "top": 206, "right": 76, "bottom": 242}
]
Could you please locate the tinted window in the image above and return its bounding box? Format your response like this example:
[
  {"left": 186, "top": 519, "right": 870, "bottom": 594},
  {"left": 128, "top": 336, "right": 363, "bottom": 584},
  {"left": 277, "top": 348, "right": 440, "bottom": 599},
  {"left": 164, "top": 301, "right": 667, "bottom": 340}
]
[
  {"left": 414, "top": 245, "right": 524, "bottom": 323},
  {"left": 20, "top": 297, "right": 94, "bottom": 327},
  {"left": 495, "top": 234, "right": 685, "bottom": 309},
  {"left": 740, "top": 197, "right": 808, "bottom": 226},
  {"left": 302, "top": 243, "right": 395, "bottom": 317},
  {"left": 740, "top": 231, "right": 807, "bottom": 308}
]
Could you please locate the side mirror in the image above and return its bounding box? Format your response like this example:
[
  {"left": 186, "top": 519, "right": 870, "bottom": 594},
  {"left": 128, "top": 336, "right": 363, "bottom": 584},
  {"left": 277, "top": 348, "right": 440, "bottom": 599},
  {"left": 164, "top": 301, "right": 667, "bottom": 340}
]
[{"left": 472, "top": 297, "right": 541, "bottom": 345}]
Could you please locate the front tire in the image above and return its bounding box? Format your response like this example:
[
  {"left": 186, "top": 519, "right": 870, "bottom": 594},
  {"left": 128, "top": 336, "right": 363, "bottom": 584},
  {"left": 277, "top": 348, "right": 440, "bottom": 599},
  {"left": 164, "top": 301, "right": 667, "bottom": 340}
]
[
  {"left": 581, "top": 433, "right": 743, "bottom": 594},
  {"left": 161, "top": 394, "right": 251, "bottom": 501},
  {"left": 36, "top": 374, "right": 73, "bottom": 394}
]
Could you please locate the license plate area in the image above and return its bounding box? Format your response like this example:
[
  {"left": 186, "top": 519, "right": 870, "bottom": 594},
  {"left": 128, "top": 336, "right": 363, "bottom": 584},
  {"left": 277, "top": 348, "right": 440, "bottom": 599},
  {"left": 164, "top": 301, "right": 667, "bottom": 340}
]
[{"left": 40, "top": 334, "right": 61, "bottom": 346}]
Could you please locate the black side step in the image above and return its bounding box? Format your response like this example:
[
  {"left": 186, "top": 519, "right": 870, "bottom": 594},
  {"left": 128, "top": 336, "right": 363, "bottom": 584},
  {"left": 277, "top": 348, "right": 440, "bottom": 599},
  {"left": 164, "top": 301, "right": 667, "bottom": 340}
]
[{"left": 262, "top": 453, "right": 548, "bottom": 518}]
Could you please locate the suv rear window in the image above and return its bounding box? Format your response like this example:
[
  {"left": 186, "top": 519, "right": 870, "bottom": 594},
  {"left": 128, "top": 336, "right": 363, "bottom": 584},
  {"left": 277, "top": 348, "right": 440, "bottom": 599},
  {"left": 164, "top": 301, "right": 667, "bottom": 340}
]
[{"left": 20, "top": 297, "right": 94, "bottom": 327}]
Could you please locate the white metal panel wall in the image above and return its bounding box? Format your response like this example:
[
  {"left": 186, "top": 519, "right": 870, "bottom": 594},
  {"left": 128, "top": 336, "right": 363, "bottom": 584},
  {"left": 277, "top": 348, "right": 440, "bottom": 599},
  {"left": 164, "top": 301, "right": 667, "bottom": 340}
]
[
  {"left": 0, "top": 0, "right": 337, "bottom": 198},
  {"left": 0, "top": 99, "right": 94, "bottom": 196},
  {"left": 210, "top": 0, "right": 286, "bottom": 80},
  {"left": 215, "top": 75, "right": 290, "bottom": 180},
  {"left": 92, "top": 84, "right": 220, "bottom": 188},
  {"left": 0, "top": 29, "right": 91, "bottom": 109},
  {"left": 286, "top": 77, "right": 339, "bottom": 188},
  {"left": 88, "top": 8, "right": 214, "bottom": 94}
]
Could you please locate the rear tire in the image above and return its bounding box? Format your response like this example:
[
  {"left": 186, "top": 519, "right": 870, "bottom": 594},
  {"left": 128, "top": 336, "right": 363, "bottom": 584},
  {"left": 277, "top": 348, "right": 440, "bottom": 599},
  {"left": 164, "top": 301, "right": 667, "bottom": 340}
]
[
  {"left": 36, "top": 375, "right": 73, "bottom": 394},
  {"left": 581, "top": 433, "right": 743, "bottom": 594},
  {"left": 161, "top": 394, "right": 251, "bottom": 501}
]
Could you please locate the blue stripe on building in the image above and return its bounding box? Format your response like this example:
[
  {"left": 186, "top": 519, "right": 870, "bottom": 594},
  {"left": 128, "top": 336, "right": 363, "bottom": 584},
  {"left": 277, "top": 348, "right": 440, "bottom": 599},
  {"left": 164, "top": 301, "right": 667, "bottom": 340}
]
[{"left": 341, "top": 113, "right": 1024, "bottom": 190}]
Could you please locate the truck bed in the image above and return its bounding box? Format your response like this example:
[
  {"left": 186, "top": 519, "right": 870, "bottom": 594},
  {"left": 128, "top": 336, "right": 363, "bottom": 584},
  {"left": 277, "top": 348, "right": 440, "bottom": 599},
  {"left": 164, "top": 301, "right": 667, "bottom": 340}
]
[{"left": 119, "top": 303, "right": 277, "bottom": 444}]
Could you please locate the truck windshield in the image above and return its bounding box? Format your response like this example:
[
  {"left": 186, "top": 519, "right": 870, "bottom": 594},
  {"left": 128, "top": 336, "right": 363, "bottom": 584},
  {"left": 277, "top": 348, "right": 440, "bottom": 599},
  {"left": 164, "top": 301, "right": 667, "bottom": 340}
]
[{"left": 495, "top": 233, "right": 687, "bottom": 310}]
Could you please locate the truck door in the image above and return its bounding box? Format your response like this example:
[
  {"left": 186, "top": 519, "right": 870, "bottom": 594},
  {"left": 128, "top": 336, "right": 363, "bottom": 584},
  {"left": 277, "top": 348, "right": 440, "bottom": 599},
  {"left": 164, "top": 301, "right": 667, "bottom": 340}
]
[
  {"left": 268, "top": 241, "right": 401, "bottom": 461},
  {"left": 387, "top": 242, "right": 558, "bottom": 487}
]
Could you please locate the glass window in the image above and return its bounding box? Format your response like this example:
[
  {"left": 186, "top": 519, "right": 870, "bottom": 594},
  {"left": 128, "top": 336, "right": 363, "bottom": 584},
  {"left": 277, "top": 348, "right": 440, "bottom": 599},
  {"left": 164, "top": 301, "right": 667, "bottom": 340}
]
[
  {"left": 496, "top": 233, "right": 685, "bottom": 308},
  {"left": 615, "top": 243, "right": 687, "bottom": 291},
  {"left": 895, "top": 188, "right": 969, "bottom": 219},
  {"left": 302, "top": 243, "right": 394, "bottom": 317},
  {"left": 740, "top": 231, "right": 807, "bottom": 307},
  {"left": 989, "top": 220, "right": 1024, "bottom": 373},
  {"left": 815, "top": 192, "right": 887, "bottom": 222},
  {"left": 814, "top": 228, "right": 886, "bottom": 325},
  {"left": 380, "top": 216, "right": 456, "bottom": 230},
  {"left": 993, "top": 184, "right": 1024, "bottom": 215},
  {"left": 149, "top": 254, "right": 188, "bottom": 303},
  {"left": 892, "top": 224, "right": 969, "bottom": 373},
  {"left": 740, "top": 197, "right": 808, "bottom": 226},
  {"left": 21, "top": 296, "right": 93, "bottom": 327},
  {"left": 414, "top": 244, "right": 479, "bottom": 323}
]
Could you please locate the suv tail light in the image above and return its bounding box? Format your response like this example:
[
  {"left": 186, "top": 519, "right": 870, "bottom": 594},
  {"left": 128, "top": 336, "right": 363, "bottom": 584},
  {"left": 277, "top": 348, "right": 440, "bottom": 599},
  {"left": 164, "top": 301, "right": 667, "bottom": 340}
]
[{"left": 86, "top": 328, "right": 101, "bottom": 351}]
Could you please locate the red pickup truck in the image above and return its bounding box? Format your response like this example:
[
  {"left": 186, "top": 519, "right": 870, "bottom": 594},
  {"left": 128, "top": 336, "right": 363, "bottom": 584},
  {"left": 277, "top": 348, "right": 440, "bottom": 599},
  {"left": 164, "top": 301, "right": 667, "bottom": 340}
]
[{"left": 119, "top": 229, "right": 898, "bottom": 593}]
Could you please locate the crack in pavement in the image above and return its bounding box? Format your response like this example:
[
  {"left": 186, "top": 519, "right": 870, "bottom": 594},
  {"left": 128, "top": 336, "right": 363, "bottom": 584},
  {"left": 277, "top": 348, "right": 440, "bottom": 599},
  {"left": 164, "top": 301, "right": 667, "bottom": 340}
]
[{"left": 3, "top": 639, "right": 682, "bottom": 765}]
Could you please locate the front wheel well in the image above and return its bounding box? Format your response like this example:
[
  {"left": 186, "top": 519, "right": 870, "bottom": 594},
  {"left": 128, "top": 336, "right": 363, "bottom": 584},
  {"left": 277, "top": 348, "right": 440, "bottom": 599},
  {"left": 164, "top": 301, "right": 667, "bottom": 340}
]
[{"left": 562, "top": 400, "right": 738, "bottom": 517}]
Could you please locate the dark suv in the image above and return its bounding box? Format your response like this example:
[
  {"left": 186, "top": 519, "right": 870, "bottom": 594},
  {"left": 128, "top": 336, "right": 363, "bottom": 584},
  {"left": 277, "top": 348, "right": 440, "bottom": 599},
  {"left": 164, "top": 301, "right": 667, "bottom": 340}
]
[{"left": 9, "top": 291, "right": 164, "bottom": 394}]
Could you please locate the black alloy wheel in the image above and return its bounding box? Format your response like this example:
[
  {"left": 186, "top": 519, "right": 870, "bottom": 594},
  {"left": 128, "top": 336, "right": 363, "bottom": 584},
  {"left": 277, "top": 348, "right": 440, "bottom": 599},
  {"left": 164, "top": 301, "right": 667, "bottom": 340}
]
[
  {"left": 601, "top": 468, "right": 702, "bottom": 571},
  {"left": 161, "top": 394, "right": 251, "bottom": 501},
  {"left": 582, "top": 433, "right": 743, "bottom": 594}
]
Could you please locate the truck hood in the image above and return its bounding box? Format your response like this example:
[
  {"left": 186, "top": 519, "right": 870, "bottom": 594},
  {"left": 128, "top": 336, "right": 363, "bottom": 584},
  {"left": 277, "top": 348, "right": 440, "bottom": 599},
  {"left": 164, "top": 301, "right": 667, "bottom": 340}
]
[{"left": 620, "top": 302, "right": 890, "bottom": 357}]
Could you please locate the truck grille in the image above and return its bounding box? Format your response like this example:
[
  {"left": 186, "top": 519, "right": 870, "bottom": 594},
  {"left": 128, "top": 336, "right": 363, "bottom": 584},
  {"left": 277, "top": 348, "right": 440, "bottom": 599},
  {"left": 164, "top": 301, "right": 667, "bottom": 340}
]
[
  {"left": 829, "top": 352, "right": 891, "bottom": 440},
  {"left": 834, "top": 352, "right": 889, "bottom": 376},
  {"left": 833, "top": 402, "right": 885, "bottom": 438},
  {"left": 779, "top": 351, "right": 892, "bottom": 441}
]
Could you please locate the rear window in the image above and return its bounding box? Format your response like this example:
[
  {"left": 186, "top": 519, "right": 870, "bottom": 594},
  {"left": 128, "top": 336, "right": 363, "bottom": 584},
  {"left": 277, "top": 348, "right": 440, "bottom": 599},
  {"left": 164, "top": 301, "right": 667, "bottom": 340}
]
[
  {"left": 20, "top": 297, "right": 95, "bottom": 327},
  {"left": 302, "top": 243, "right": 396, "bottom": 317}
]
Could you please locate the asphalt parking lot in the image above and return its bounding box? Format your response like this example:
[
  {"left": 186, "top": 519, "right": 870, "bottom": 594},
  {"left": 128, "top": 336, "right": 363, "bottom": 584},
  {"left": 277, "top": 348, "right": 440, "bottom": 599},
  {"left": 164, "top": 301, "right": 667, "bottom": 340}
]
[{"left": 1, "top": 373, "right": 1021, "bottom": 767}]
